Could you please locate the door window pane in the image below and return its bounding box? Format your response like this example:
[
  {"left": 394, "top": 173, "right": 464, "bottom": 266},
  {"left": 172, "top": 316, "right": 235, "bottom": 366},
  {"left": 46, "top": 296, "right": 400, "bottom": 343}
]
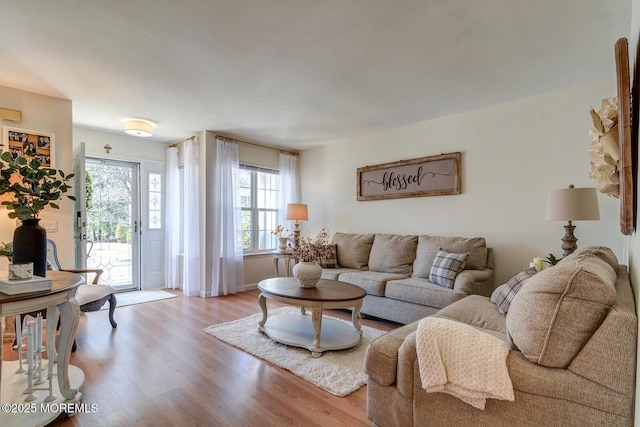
[{"left": 148, "top": 173, "right": 162, "bottom": 230}]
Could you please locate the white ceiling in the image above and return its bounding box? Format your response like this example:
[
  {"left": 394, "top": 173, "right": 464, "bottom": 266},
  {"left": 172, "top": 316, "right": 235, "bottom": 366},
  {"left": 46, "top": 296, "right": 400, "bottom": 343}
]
[{"left": 0, "top": 1, "right": 631, "bottom": 150}]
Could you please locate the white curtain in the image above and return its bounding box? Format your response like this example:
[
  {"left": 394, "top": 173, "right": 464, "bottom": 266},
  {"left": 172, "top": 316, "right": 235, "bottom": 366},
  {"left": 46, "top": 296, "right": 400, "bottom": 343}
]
[
  {"left": 182, "top": 138, "right": 201, "bottom": 297},
  {"left": 164, "top": 146, "right": 180, "bottom": 289},
  {"left": 279, "top": 153, "right": 299, "bottom": 233},
  {"left": 211, "top": 138, "right": 244, "bottom": 296}
]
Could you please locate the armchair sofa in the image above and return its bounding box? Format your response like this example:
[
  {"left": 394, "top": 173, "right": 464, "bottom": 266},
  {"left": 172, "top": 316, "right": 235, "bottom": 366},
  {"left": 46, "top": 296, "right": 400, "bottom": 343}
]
[
  {"left": 364, "top": 246, "right": 637, "bottom": 426},
  {"left": 320, "top": 232, "right": 494, "bottom": 324}
]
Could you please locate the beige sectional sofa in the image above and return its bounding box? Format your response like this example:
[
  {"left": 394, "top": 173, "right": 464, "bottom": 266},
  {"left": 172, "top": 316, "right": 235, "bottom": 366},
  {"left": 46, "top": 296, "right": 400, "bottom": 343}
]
[
  {"left": 364, "top": 246, "right": 637, "bottom": 427},
  {"left": 320, "top": 232, "right": 494, "bottom": 324}
]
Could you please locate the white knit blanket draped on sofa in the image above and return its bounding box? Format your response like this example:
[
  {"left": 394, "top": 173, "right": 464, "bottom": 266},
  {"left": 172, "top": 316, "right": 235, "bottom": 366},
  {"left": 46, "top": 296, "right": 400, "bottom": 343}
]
[{"left": 416, "top": 316, "right": 514, "bottom": 410}]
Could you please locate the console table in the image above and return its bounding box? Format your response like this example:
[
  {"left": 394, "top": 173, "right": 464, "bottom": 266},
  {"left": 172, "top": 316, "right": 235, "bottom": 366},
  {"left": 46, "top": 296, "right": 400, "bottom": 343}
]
[
  {"left": 0, "top": 271, "right": 84, "bottom": 426},
  {"left": 272, "top": 252, "right": 297, "bottom": 277}
]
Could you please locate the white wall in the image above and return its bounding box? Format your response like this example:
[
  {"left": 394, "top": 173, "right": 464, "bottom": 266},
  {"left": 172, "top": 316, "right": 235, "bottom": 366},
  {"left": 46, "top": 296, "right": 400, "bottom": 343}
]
[
  {"left": 627, "top": 0, "right": 640, "bottom": 424},
  {"left": 300, "top": 79, "right": 621, "bottom": 284},
  {"left": 0, "top": 85, "right": 74, "bottom": 270},
  {"left": 73, "top": 126, "right": 167, "bottom": 162}
]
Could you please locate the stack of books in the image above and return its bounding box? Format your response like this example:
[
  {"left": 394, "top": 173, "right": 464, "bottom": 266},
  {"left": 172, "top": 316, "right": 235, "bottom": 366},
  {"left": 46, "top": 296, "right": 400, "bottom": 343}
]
[{"left": 0, "top": 274, "right": 52, "bottom": 295}]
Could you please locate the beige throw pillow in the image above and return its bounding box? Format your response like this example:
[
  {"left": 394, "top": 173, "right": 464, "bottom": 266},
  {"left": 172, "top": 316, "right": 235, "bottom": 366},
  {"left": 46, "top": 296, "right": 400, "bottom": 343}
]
[
  {"left": 368, "top": 234, "right": 418, "bottom": 275},
  {"left": 331, "top": 232, "right": 375, "bottom": 270}
]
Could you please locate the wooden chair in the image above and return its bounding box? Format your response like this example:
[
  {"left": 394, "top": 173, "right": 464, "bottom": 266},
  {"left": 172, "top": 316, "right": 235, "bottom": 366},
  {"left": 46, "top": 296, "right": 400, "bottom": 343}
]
[{"left": 46, "top": 239, "right": 118, "bottom": 331}]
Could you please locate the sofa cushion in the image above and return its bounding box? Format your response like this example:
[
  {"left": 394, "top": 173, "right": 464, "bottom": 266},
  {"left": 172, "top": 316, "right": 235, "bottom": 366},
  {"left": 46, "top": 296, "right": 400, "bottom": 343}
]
[
  {"left": 332, "top": 232, "right": 374, "bottom": 270},
  {"left": 558, "top": 246, "right": 618, "bottom": 270},
  {"left": 368, "top": 234, "right": 418, "bottom": 275},
  {"left": 428, "top": 250, "right": 469, "bottom": 288},
  {"left": 435, "top": 295, "right": 507, "bottom": 340},
  {"left": 385, "top": 278, "right": 466, "bottom": 309},
  {"left": 412, "top": 235, "right": 487, "bottom": 278},
  {"left": 320, "top": 267, "right": 358, "bottom": 281},
  {"left": 506, "top": 255, "right": 617, "bottom": 368},
  {"left": 492, "top": 267, "right": 537, "bottom": 316},
  {"left": 338, "top": 271, "right": 408, "bottom": 296}
]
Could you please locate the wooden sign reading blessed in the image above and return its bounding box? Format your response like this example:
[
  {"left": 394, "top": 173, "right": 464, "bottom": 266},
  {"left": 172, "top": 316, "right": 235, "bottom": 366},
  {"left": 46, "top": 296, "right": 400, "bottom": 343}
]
[{"left": 357, "top": 152, "right": 461, "bottom": 201}]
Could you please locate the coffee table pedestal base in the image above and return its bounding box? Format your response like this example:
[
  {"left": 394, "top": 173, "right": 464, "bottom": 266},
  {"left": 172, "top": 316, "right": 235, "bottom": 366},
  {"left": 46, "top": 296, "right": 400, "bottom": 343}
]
[{"left": 259, "top": 311, "right": 361, "bottom": 357}]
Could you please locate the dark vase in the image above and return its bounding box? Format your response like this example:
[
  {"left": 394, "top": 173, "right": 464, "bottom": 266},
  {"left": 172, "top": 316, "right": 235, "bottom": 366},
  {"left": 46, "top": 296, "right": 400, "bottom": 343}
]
[{"left": 12, "top": 218, "right": 47, "bottom": 277}]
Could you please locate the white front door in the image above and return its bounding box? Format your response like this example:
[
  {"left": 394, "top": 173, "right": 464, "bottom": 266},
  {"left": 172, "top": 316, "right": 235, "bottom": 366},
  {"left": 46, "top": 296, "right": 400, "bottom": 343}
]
[{"left": 73, "top": 142, "right": 87, "bottom": 268}]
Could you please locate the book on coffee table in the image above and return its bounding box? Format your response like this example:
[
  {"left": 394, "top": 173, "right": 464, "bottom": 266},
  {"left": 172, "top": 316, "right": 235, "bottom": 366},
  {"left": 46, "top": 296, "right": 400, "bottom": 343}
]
[{"left": 0, "top": 274, "right": 52, "bottom": 294}]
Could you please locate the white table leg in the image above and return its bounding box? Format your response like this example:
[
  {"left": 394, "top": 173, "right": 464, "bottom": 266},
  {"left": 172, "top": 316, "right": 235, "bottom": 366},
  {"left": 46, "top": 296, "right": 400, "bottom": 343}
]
[
  {"left": 311, "top": 308, "right": 323, "bottom": 358},
  {"left": 0, "top": 316, "right": 3, "bottom": 403},
  {"left": 257, "top": 293, "right": 267, "bottom": 332},
  {"left": 56, "top": 298, "right": 80, "bottom": 399},
  {"left": 352, "top": 301, "right": 363, "bottom": 336}
]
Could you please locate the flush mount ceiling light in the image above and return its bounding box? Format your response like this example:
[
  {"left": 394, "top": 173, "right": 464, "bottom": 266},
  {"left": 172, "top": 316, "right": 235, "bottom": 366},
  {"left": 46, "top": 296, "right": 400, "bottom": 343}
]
[{"left": 124, "top": 119, "right": 154, "bottom": 137}]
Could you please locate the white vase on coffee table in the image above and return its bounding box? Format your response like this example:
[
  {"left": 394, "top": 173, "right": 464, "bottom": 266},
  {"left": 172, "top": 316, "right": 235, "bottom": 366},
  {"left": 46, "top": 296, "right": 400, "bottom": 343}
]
[{"left": 292, "top": 261, "right": 322, "bottom": 288}]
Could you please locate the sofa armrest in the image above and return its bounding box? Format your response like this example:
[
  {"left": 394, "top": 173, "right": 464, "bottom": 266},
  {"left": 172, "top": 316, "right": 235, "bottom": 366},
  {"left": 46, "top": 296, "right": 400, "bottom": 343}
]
[
  {"left": 453, "top": 268, "right": 494, "bottom": 295},
  {"left": 364, "top": 322, "right": 418, "bottom": 388}
]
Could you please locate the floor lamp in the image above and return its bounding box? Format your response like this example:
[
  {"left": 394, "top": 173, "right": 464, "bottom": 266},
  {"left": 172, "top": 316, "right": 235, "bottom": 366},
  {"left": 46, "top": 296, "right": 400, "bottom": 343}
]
[
  {"left": 545, "top": 185, "right": 600, "bottom": 257},
  {"left": 286, "top": 203, "right": 308, "bottom": 251}
]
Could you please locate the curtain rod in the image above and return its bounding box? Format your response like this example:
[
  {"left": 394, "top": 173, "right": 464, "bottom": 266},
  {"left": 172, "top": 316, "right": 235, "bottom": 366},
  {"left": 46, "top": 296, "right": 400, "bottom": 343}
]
[
  {"left": 168, "top": 135, "right": 196, "bottom": 148},
  {"left": 216, "top": 135, "right": 298, "bottom": 156}
]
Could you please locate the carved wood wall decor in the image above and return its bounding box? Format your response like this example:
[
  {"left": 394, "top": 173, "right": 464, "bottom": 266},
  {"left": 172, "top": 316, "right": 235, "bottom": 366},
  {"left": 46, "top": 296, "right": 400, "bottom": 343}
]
[
  {"left": 357, "top": 152, "right": 461, "bottom": 201},
  {"left": 615, "top": 37, "right": 636, "bottom": 235}
]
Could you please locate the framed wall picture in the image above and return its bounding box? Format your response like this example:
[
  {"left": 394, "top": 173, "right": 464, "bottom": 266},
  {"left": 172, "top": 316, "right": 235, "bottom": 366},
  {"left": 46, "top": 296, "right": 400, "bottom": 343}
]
[
  {"left": 357, "top": 152, "right": 461, "bottom": 201},
  {"left": 2, "top": 126, "right": 55, "bottom": 168},
  {"left": 615, "top": 38, "right": 636, "bottom": 235}
]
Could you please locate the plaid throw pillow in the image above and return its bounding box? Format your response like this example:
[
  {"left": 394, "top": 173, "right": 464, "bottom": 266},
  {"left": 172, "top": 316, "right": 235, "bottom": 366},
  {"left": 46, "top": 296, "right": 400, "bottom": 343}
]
[
  {"left": 493, "top": 267, "right": 537, "bottom": 316},
  {"left": 319, "top": 244, "right": 338, "bottom": 268},
  {"left": 428, "top": 249, "right": 469, "bottom": 288}
]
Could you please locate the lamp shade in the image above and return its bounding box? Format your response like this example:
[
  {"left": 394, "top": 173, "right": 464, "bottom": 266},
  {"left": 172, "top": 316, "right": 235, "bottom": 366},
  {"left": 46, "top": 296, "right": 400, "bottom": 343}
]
[
  {"left": 286, "top": 203, "right": 308, "bottom": 222},
  {"left": 124, "top": 119, "right": 153, "bottom": 137},
  {"left": 545, "top": 186, "right": 600, "bottom": 221}
]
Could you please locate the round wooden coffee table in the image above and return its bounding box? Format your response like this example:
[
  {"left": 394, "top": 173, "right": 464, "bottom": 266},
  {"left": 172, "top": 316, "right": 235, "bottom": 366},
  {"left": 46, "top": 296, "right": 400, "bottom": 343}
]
[{"left": 257, "top": 277, "right": 366, "bottom": 357}]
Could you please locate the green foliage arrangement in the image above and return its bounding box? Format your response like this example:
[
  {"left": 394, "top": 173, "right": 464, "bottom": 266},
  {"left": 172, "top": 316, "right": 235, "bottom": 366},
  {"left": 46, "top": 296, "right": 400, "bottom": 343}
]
[
  {"left": 544, "top": 253, "right": 561, "bottom": 266},
  {"left": 0, "top": 151, "right": 76, "bottom": 221}
]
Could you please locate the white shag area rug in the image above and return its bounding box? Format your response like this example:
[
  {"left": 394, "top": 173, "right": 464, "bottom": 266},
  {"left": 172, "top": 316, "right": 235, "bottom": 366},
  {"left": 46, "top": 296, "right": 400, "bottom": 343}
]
[
  {"left": 203, "top": 306, "right": 386, "bottom": 396},
  {"left": 101, "top": 289, "right": 177, "bottom": 309}
]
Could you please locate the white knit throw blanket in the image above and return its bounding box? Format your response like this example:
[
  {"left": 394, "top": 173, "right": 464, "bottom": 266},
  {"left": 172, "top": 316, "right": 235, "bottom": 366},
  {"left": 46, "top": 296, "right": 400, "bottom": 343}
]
[{"left": 416, "top": 317, "right": 514, "bottom": 410}]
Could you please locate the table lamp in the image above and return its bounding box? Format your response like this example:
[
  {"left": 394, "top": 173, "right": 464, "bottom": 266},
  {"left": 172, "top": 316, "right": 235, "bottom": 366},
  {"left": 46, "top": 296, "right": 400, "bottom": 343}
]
[
  {"left": 545, "top": 185, "right": 600, "bottom": 256},
  {"left": 286, "top": 203, "right": 308, "bottom": 250}
]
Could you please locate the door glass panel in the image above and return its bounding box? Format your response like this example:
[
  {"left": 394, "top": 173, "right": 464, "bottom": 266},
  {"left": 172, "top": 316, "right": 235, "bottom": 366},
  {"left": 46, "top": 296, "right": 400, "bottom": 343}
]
[
  {"left": 85, "top": 159, "right": 138, "bottom": 290},
  {"left": 148, "top": 173, "right": 162, "bottom": 230}
]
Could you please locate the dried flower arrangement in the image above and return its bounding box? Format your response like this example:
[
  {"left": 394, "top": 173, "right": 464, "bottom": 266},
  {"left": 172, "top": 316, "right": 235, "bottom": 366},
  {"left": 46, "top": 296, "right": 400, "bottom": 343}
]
[
  {"left": 589, "top": 97, "right": 620, "bottom": 198},
  {"left": 293, "top": 227, "right": 333, "bottom": 263},
  {"left": 270, "top": 225, "right": 288, "bottom": 237}
]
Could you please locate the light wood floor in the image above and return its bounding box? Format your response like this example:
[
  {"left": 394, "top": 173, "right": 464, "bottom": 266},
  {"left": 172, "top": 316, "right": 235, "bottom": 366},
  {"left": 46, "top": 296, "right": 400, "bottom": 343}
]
[{"left": 2, "top": 289, "right": 398, "bottom": 427}]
